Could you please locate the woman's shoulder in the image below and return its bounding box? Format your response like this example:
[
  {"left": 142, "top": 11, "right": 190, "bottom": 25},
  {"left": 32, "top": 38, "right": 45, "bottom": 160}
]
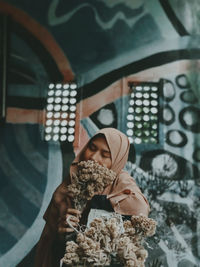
[
  {"left": 116, "top": 170, "right": 141, "bottom": 191},
  {"left": 118, "top": 170, "right": 137, "bottom": 183}
]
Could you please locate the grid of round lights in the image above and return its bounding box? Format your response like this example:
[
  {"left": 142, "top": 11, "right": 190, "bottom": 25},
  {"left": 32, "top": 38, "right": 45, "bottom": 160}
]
[
  {"left": 127, "top": 84, "right": 159, "bottom": 144},
  {"left": 44, "top": 82, "right": 77, "bottom": 142}
]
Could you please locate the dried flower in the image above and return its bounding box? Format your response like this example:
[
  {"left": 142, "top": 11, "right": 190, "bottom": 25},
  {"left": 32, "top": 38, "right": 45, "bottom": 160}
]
[
  {"left": 67, "top": 160, "right": 116, "bottom": 212},
  {"left": 131, "top": 215, "right": 157, "bottom": 237},
  {"left": 135, "top": 248, "right": 148, "bottom": 261},
  {"left": 62, "top": 215, "right": 157, "bottom": 267},
  {"left": 123, "top": 220, "right": 136, "bottom": 236},
  {"left": 65, "top": 241, "right": 78, "bottom": 253}
]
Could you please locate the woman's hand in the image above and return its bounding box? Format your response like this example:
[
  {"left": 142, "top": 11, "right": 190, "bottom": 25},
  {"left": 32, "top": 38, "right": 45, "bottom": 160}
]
[
  {"left": 44, "top": 180, "right": 80, "bottom": 234},
  {"left": 58, "top": 208, "right": 81, "bottom": 234}
]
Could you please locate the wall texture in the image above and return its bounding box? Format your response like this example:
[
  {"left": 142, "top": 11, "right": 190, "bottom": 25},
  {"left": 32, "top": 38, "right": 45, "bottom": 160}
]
[{"left": 0, "top": 0, "right": 199, "bottom": 266}]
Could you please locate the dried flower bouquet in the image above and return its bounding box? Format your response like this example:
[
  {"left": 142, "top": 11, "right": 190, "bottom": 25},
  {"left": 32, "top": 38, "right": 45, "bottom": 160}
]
[
  {"left": 62, "top": 160, "right": 157, "bottom": 266},
  {"left": 67, "top": 160, "right": 116, "bottom": 212},
  {"left": 62, "top": 214, "right": 157, "bottom": 267}
]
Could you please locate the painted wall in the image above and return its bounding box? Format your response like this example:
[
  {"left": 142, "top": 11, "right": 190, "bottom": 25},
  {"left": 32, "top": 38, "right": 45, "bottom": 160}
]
[{"left": 0, "top": 0, "right": 199, "bottom": 266}]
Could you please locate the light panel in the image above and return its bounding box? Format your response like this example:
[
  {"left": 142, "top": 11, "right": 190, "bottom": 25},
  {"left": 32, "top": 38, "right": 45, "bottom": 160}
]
[
  {"left": 127, "top": 83, "right": 160, "bottom": 144},
  {"left": 44, "top": 82, "right": 77, "bottom": 142}
]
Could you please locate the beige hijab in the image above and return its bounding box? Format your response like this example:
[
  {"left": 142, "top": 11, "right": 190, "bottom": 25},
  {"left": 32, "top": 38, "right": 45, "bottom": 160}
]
[{"left": 71, "top": 128, "right": 150, "bottom": 216}]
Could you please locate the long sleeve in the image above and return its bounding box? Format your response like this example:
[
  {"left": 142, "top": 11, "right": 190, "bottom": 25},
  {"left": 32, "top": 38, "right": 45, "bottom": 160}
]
[
  {"left": 34, "top": 181, "right": 72, "bottom": 267},
  {"left": 106, "top": 170, "right": 150, "bottom": 216},
  {"left": 34, "top": 223, "right": 55, "bottom": 267},
  {"left": 109, "top": 190, "right": 150, "bottom": 216}
]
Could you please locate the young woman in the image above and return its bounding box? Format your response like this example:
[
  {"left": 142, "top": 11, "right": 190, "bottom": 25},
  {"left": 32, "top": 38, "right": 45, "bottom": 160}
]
[{"left": 34, "top": 128, "right": 150, "bottom": 267}]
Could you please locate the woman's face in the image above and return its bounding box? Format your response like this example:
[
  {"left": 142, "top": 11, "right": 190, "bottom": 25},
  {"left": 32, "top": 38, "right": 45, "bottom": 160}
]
[{"left": 82, "top": 135, "right": 112, "bottom": 169}]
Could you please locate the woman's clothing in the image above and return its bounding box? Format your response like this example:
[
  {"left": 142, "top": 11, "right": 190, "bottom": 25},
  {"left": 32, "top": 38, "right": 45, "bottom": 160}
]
[
  {"left": 71, "top": 128, "right": 150, "bottom": 216},
  {"left": 35, "top": 128, "right": 150, "bottom": 267},
  {"left": 104, "top": 170, "right": 150, "bottom": 216}
]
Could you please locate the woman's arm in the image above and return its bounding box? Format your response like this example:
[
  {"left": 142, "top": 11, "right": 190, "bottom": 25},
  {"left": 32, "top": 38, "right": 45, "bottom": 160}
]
[
  {"left": 107, "top": 172, "right": 150, "bottom": 216},
  {"left": 34, "top": 181, "right": 81, "bottom": 267},
  {"left": 110, "top": 191, "right": 150, "bottom": 216},
  {"left": 44, "top": 180, "right": 81, "bottom": 234}
]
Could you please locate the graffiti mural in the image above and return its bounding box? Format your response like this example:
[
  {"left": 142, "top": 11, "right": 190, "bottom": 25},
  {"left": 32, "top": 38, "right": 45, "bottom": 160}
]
[{"left": 0, "top": 0, "right": 199, "bottom": 266}]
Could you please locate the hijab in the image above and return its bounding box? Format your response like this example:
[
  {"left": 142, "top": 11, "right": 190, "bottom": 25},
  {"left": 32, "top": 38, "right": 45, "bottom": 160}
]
[{"left": 70, "top": 128, "right": 150, "bottom": 216}]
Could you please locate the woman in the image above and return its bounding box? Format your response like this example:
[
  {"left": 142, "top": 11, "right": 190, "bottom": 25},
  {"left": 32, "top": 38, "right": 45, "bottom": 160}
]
[{"left": 34, "top": 128, "right": 150, "bottom": 267}]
